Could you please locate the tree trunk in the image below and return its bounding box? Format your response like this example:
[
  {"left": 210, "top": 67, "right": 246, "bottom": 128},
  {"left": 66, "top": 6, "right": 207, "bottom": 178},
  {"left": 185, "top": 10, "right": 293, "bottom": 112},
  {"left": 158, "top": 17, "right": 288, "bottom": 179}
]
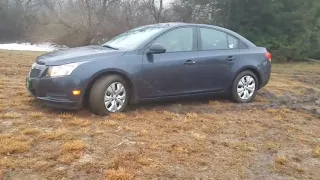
[
  {"left": 85, "top": 0, "right": 92, "bottom": 28},
  {"left": 157, "top": 0, "right": 163, "bottom": 23},
  {"left": 85, "top": 0, "right": 93, "bottom": 44}
]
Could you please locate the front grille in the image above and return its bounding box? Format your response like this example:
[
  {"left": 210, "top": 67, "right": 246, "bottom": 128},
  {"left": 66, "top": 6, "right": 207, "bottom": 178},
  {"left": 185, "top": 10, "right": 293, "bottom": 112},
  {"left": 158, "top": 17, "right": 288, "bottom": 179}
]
[
  {"left": 29, "top": 62, "right": 47, "bottom": 78},
  {"left": 29, "top": 69, "right": 41, "bottom": 78}
]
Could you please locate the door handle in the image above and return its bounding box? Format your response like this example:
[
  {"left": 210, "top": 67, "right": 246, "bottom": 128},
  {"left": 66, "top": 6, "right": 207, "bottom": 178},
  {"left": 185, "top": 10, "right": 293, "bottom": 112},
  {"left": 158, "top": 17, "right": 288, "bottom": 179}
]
[
  {"left": 226, "top": 56, "right": 236, "bottom": 61},
  {"left": 184, "top": 60, "right": 196, "bottom": 65}
]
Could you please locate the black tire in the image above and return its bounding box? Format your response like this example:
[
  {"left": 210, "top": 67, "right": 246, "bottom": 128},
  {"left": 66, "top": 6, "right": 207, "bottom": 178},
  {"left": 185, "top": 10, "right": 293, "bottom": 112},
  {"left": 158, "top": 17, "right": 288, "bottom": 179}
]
[
  {"left": 231, "top": 70, "right": 259, "bottom": 103},
  {"left": 88, "top": 75, "right": 129, "bottom": 115}
]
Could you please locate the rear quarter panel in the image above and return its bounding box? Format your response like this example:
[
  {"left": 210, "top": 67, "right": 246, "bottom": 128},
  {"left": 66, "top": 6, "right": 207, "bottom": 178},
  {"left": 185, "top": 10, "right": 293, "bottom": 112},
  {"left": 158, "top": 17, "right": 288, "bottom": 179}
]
[{"left": 232, "top": 47, "right": 271, "bottom": 89}]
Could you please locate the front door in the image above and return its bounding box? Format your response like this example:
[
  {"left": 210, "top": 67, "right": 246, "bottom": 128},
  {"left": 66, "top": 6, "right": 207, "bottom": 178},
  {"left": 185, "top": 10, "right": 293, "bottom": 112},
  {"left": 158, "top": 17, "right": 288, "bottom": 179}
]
[
  {"left": 196, "top": 27, "right": 240, "bottom": 92},
  {"left": 139, "top": 27, "right": 198, "bottom": 99}
]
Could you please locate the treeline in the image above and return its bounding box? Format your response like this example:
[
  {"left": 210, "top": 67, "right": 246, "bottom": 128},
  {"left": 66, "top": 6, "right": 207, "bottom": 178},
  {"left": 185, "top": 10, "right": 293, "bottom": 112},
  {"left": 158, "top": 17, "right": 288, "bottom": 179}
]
[{"left": 0, "top": 0, "right": 320, "bottom": 61}]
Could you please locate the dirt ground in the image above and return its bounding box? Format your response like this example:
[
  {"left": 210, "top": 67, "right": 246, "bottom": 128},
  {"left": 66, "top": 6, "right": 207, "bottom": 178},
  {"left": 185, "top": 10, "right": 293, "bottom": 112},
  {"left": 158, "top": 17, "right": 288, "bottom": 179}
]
[{"left": 0, "top": 50, "right": 319, "bottom": 180}]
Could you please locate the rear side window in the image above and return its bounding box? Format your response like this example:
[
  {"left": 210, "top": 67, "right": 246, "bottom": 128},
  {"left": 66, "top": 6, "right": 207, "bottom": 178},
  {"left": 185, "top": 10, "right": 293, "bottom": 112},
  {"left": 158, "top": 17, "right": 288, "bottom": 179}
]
[
  {"left": 200, "top": 28, "right": 228, "bottom": 50},
  {"left": 239, "top": 41, "right": 248, "bottom": 49},
  {"left": 227, "top": 35, "right": 239, "bottom": 49}
]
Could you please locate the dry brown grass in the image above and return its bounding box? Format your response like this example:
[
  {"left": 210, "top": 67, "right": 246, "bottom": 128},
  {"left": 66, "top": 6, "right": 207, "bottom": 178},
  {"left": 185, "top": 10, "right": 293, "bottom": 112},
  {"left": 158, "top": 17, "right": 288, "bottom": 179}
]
[
  {"left": 0, "top": 135, "right": 31, "bottom": 154},
  {"left": 0, "top": 50, "right": 320, "bottom": 179},
  {"left": 171, "top": 144, "right": 189, "bottom": 153},
  {"left": 0, "top": 112, "right": 21, "bottom": 119},
  {"left": 58, "top": 152, "right": 80, "bottom": 164},
  {"left": 57, "top": 140, "right": 86, "bottom": 164},
  {"left": 272, "top": 63, "right": 320, "bottom": 73},
  {"left": 264, "top": 141, "right": 281, "bottom": 152},
  {"left": 32, "top": 160, "right": 55, "bottom": 171},
  {"left": 59, "top": 113, "right": 75, "bottom": 120},
  {"left": 108, "top": 152, "right": 155, "bottom": 171},
  {"left": 100, "top": 120, "right": 118, "bottom": 126},
  {"left": 68, "top": 118, "right": 92, "bottom": 127},
  {"left": 191, "top": 132, "right": 206, "bottom": 141},
  {"left": 314, "top": 146, "right": 320, "bottom": 158},
  {"left": 61, "top": 140, "right": 86, "bottom": 152},
  {"left": 106, "top": 168, "right": 133, "bottom": 180},
  {"left": 135, "top": 156, "right": 152, "bottom": 166},
  {"left": 39, "top": 129, "right": 67, "bottom": 140},
  {"left": 0, "top": 169, "right": 3, "bottom": 180},
  {"left": 22, "top": 128, "right": 41, "bottom": 135},
  {"left": 231, "top": 142, "right": 256, "bottom": 152},
  {"left": 275, "top": 155, "right": 288, "bottom": 165},
  {"left": 0, "top": 157, "right": 18, "bottom": 168},
  {"left": 29, "top": 111, "right": 44, "bottom": 119},
  {"left": 109, "top": 113, "right": 127, "bottom": 120},
  {"left": 186, "top": 112, "right": 199, "bottom": 119}
]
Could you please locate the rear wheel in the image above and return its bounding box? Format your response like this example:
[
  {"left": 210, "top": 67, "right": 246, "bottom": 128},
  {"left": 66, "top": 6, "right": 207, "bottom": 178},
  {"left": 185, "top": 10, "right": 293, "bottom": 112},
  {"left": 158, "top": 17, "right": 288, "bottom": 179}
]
[
  {"left": 89, "top": 75, "right": 129, "bottom": 115},
  {"left": 231, "top": 71, "right": 258, "bottom": 103}
]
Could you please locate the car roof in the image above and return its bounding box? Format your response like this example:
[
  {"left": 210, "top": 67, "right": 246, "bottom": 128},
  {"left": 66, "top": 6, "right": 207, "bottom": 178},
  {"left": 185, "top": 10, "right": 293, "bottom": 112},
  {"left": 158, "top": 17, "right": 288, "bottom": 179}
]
[{"left": 144, "top": 22, "right": 256, "bottom": 48}]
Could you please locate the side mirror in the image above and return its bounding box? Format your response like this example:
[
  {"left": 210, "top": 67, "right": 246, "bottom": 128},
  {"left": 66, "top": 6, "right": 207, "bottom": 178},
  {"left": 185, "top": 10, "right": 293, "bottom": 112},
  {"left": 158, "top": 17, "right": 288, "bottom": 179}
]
[{"left": 147, "top": 43, "right": 166, "bottom": 54}]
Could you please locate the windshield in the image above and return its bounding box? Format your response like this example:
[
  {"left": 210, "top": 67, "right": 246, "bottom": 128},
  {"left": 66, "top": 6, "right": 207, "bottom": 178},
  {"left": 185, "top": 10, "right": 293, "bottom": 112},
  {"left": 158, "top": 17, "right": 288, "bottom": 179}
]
[{"left": 102, "top": 26, "right": 166, "bottom": 50}]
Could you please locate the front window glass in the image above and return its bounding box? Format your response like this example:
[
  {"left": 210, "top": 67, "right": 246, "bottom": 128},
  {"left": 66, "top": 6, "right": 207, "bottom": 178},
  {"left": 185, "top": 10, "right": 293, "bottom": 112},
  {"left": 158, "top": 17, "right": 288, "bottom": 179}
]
[
  {"left": 153, "top": 27, "right": 193, "bottom": 52},
  {"left": 102, "top": 26, "right": 165, "bottom": 50}
]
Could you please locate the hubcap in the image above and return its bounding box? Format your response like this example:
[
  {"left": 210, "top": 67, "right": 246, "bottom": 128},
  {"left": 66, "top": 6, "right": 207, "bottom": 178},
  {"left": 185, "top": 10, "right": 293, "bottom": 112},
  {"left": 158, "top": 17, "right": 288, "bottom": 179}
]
[
  {"left": 237, "top": 75, "right": 255, "bottom": 100},
  {"left": 104, "top": 82, "right": 126, "bottom": 112}
]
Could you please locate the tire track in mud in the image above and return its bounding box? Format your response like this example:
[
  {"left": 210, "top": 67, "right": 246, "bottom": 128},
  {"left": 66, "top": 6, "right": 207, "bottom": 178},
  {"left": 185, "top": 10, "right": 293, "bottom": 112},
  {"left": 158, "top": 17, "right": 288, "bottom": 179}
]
[
  {"left": 133, "top": 88, "right": 320, "bottom": 117},
  {"left": 258, "top": 89, "right": 320, "bottom": 118}
]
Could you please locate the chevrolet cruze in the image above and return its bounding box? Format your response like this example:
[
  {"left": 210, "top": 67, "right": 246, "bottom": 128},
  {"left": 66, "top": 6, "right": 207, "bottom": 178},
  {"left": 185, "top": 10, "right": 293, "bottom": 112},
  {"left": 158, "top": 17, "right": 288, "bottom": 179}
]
[{"left": 26, "top": 23, "right": 271, "bottom": 115}]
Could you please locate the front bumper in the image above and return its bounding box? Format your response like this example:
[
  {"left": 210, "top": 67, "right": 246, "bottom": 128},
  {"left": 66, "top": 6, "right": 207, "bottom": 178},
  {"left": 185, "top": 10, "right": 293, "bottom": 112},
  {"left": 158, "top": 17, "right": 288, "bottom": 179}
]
[{"left": 26, "top": 76, "right": 84, "bottom": 110}]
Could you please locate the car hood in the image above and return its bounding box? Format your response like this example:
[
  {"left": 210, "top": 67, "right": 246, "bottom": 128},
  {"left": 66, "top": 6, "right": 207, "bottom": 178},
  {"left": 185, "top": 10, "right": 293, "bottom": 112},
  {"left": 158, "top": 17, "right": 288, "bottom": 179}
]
[{"left": 36, "top": 45, "right": 126, "bottom": 66}]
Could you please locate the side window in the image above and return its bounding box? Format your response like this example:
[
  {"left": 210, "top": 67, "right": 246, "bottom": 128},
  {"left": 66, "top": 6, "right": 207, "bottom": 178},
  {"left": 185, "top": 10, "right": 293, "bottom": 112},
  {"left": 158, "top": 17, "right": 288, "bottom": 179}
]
[
  {"left": 200, "top": 28, "right": 228, "bottom": 50},
  {"left": 239, "top": 41, "right": 248, "bottom": 49},
  {"left": 227, "top": 35, "right": 239, "bottom": 49},
  {"left": 153, "top": 27, "right": 193, "bottom": 52}
]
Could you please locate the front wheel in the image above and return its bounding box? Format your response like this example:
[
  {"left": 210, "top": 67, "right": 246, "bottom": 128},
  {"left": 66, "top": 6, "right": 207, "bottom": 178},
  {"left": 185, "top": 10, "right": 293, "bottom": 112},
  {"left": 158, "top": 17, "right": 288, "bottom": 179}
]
[
  {"left": 231, "top": 71, "right": 259, "bottom": 103},
  {"left": 89, "top": 75, "right": 129, "bottom": 115}
]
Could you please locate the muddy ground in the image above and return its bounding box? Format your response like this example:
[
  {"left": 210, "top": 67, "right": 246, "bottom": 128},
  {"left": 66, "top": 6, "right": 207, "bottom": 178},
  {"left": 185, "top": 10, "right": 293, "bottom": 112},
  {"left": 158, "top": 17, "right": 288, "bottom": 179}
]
[{"left": 0, "top": 50, "right": 319, "bottom": 180}]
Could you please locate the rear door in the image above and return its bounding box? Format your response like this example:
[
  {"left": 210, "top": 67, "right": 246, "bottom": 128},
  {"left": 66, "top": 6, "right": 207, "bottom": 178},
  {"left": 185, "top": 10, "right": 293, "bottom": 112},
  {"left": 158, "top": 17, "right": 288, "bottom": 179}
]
[
  {"left": 139, "top": 27, "right": 199, "bottom": 99},
  {"left": 196, "top": 27, "right": 240, "bottom": 92}
]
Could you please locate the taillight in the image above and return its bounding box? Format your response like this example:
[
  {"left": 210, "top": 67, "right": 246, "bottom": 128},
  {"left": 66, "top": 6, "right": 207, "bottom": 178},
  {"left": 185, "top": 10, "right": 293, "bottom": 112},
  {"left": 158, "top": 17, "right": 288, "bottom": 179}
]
[{"left": 265, "top": 52, "right": 272, "bottom": 62}]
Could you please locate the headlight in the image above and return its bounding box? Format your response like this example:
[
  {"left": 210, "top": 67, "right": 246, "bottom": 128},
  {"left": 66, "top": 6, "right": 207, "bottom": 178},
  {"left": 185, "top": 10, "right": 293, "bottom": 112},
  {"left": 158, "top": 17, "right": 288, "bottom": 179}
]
[{"left": 47, "top": 62, "right": 87, "bottom": 77}]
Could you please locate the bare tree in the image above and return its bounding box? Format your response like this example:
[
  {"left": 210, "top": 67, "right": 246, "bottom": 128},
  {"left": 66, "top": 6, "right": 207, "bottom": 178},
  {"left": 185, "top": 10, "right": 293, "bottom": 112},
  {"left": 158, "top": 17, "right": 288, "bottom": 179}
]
[
  {"left": 145, "top": 0, "right": 163, "bottom": 23},
  {"left": 0, "top": 0, "right": 170, "bottom": 45}
]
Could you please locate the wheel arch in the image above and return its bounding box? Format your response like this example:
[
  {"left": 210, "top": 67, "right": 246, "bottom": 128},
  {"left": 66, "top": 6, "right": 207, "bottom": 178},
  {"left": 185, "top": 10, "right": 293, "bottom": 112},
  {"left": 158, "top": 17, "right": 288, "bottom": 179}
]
[
  {"left": 232, "top": 66, "right": 262, "bottom": 90},
  {"left": 83, "top": 69, "right": 137, "bottom": 107}
]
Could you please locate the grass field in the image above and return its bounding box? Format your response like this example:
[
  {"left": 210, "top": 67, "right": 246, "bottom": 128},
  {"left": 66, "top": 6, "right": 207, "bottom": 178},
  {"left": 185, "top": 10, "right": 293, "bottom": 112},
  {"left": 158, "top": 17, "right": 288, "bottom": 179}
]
[{"left": 0, "top": 50, "right": 320, "bottom": 180}]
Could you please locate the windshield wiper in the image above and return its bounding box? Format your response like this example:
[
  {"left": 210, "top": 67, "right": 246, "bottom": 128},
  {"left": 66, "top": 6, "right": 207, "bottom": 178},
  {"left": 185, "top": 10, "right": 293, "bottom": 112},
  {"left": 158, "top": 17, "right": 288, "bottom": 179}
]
[{"left": 102, "top": 45, "right": 119, "bottom": 50}]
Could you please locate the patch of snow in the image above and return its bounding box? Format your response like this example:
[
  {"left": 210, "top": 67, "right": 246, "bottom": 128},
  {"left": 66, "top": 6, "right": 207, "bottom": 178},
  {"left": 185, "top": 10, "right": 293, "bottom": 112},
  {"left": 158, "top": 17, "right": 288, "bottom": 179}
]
[{"left": 0, "top": 42, "right": 61, "bottom": 52}]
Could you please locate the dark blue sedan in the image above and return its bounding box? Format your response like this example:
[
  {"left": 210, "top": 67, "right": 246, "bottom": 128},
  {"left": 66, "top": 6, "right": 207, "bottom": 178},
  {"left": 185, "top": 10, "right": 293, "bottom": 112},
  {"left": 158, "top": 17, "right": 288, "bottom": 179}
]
[{"left": 26, "top": 23, "right": 271, "bottom": 115}]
